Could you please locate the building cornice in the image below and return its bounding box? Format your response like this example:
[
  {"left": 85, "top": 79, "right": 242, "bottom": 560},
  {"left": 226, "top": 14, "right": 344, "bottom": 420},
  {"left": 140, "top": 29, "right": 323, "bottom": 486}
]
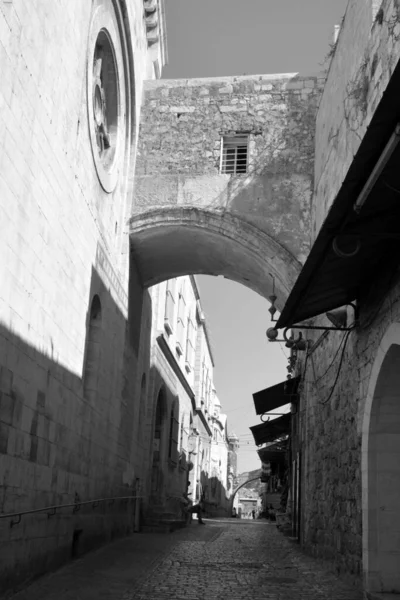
[{"left": 196, "top": 407, "right": 212, "bottom": 437}]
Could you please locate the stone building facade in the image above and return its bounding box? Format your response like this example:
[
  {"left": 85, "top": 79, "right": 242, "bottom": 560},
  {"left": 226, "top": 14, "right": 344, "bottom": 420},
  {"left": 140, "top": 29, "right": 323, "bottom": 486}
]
[
  {"left": 0, "top": 0, "right": 169, "bottom": 590},
  {"left": 207, "top": 396, "right": 231, "bottom": 517},
  {"left": 273, "top": 0, "right": 400, "bottom": 595},
  {"left": 141, "top": 275, "right": 233, "bottom": 524}
]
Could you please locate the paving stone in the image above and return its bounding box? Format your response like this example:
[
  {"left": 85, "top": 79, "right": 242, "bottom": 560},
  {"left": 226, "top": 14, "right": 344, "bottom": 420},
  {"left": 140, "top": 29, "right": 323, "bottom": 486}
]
[{"left": 2, "top": 520, "right": 363, "bottom": 600}]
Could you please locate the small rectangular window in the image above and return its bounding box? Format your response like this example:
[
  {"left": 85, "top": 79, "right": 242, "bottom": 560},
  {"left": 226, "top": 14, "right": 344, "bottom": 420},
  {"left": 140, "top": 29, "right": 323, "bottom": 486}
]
[
  {"left": 220, "top": 134, "right": 249, "bottom": 174},
  {"left": 164, "top": 279, "right": 176, "bottom": 335}
]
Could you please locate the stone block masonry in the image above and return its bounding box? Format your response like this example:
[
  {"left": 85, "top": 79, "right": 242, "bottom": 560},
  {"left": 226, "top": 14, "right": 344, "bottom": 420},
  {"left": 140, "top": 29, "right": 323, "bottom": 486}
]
[
  {"left": 131, "top": 73, "right": 325, "bottom": 303},
  {"left": 0, "top": 0, "right": 159, "bottom": 590},
  {"left": 294, "top": 0, "right": 400, "bottom": 587},
  {"left": 313, "top": 0, "right": 400, "bottom": 238},
  {"left": 137, "top": 74, "right": 323, "bottom": 182},
  {"left": 297, "top": 265, "right": 400, "bottom": 579}
]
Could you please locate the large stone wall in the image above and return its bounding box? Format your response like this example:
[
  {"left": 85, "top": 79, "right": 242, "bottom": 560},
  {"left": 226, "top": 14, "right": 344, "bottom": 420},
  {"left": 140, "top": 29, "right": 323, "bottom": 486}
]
[
  {"left": 298, "top": 265, "right": 400, "bottom": 579},
  {"left": 135, "top": 74, "right": 324, "bottom": 265},
  {"left": 313, "top": 0, "right": 400, "bottom": 238},
  {"left": 129, "top": 74, "right": 325, "bottom": 307},
  {"left": 0, "top": 0, "right": 158, "bottom": 589},
  {"left": 296, "top": 0, "right": 400, "bottom": 584},
  {"left": 299, "top": 327, "right": 363, "bottom": 576}
]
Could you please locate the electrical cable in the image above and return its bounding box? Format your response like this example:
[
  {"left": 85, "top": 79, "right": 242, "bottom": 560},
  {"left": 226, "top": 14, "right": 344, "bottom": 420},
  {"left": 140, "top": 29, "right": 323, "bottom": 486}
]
[
  {"left": 383, "top": 179, "right": 400, "bottom": 196},
  {"left": 319, "top": 329, "right": 352, "bottom": 405},
  {"left": 312, "top": 331, "right": 348, "bottom": 385},
  {"left": 278, "top": 342, "right": 289, "bottom": 359}
]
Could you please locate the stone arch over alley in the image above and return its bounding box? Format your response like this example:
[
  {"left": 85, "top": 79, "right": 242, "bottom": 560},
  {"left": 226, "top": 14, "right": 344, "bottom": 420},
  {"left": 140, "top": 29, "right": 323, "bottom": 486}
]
[
  {"left": 129, "top": 206, "right": 301, "bottom": 306},
  {"left": 362, "top": 323, "right": 400, "bottom": 595},
  {"left": 228, "top": 474, "right": 262, "bottom": 513},
  {"left": 129, "top": 73, "right": 325, "bottom": 303}
]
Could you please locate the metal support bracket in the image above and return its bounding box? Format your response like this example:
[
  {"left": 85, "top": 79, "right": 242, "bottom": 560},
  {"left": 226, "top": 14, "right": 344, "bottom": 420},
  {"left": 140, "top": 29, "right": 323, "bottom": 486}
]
[{"left": 289, "top": 324, "right": 353, "bottom": 332}]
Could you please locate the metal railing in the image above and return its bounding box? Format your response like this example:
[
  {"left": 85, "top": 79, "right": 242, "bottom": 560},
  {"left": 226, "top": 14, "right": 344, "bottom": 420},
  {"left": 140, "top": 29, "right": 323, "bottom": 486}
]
[{"left": 0, "top": 495, "right": 144, "bottom": 528}]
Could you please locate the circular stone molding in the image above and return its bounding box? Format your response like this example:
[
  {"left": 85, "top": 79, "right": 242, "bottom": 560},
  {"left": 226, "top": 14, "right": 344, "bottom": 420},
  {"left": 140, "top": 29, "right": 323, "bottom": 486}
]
[{"left": 87, "top": 1, "right": 126, "bottom": 193}]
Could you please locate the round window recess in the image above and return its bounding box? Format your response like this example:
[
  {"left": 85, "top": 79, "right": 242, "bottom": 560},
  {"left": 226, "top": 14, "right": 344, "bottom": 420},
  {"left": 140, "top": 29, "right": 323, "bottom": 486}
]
[
  {"left": 93, "top": 31, "right": 118, "bottom": 166},
  {"left": 87, "top": 5, "right": 127, "bottom": 194}
]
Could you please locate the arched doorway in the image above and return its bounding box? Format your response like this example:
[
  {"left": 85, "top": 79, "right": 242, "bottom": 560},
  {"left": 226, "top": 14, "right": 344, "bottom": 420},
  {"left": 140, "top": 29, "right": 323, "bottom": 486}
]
[
  {"left": 362, "top": 323, "right": 400, "bottom": 594},
  {"left": 151, "top": 386, "right": 167, "bottom": 494}
]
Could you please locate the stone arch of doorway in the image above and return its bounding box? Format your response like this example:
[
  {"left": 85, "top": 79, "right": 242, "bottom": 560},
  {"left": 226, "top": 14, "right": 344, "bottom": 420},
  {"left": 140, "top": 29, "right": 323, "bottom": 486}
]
[
  {"left": 362, "top": 321, "right": 400, "bottom": 594},
  {"left": 129, "top": 207, "right": 302, "bottom": 308}
]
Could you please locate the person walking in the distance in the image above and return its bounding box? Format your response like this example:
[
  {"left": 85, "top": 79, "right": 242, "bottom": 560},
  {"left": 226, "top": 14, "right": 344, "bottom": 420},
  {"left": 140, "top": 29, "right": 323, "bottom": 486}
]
[{"left": 181, "top": 483, "right": 206, "bottom": 524}]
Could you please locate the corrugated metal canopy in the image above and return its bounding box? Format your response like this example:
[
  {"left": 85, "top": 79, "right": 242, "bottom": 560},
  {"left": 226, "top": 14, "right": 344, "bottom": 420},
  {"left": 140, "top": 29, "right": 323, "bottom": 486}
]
[
  {"left": 250, "top": 413, "right": 291, "bottom": 446},
  {"left": 276, "top": 57, "right": 400, "bottom": 329},
  {"left": 257, "top": 440, "right": 288, "bottom": 463},
  {"left": 253, "top": 377, "right": 299, "bottom": 415}
]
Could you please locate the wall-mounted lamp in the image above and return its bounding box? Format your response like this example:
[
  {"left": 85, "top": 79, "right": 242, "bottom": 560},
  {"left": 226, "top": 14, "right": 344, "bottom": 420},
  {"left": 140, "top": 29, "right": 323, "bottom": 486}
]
[
  {"left": 266, "top": 327, "right": 308, "bottom": 352},
  {"left": 267, "top": 303, "right": 357, "bottom": 342},
  {"left": 325, "top": 307, "right": 348, "bottom": 329},
  {"left": 268, "top": 273, "right": 278, "bottom": 322}
]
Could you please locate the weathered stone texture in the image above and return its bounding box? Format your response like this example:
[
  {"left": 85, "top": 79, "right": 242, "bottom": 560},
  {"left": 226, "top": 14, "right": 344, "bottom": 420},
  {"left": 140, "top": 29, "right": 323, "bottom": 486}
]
[
  {"left": 130, "top": 74, "right": 324, "bottom": 310},
  {"left": 298, "top": 265, "right": 400, "bottom": 579},
  {"left": 297, "top": 0, "right": 400, "bottom": 583},
  {"left": 313, "top": 0, "right": 400, "bottom": 238},
  {"left": 133, "top": 73, "right": 325, "bottom": 268}
]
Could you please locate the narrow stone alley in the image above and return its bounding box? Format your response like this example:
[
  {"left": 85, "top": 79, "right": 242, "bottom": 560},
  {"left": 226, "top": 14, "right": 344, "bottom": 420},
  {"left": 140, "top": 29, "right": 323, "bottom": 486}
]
[{"left": 3, "top": 520, "right": 363, "bottom": 600}]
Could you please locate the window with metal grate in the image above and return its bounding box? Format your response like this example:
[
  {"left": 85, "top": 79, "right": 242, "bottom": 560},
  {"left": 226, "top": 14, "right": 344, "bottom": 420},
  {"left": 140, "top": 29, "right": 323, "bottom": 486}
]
[{"left": 220, "top": 134, "right": 249, "bottom": 174}]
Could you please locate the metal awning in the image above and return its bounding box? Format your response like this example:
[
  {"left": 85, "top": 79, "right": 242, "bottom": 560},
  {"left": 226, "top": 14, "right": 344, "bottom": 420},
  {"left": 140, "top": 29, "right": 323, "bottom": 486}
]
[
  {"left": 250, "top": 413, "right": 291, "bottom": 446},
  {"left": 257, "top": 439, "right": 288, "bottom": 457},
  {"left": 253, "top": 377, "right": 299, "bottom": 415},
  {"left": 276, "top": 57, "right": 400, "bottom": 329},
  {"left": 257, "top": 440, "right": 288, "bottom": 463}
]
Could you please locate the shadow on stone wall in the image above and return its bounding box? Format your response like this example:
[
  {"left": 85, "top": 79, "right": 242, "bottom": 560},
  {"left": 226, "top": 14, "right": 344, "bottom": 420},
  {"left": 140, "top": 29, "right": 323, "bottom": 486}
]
[
  {"left": 200, "top": 471, "right": 231, "bottom": 518},
  {"left": 0, "top": 252, "right": 151, "bottom": 593}
]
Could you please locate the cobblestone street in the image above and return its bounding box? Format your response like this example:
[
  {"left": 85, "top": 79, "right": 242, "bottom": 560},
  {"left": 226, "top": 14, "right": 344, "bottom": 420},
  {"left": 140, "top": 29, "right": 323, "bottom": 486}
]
[{"left": 3, "top": 520, "right": 364, "bottom": 600}]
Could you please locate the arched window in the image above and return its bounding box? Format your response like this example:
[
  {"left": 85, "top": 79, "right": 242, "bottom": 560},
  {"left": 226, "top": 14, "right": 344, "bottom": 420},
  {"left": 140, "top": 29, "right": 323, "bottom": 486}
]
[{"left": 83, "top": 295, "right": 102, "bottom": 401}]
